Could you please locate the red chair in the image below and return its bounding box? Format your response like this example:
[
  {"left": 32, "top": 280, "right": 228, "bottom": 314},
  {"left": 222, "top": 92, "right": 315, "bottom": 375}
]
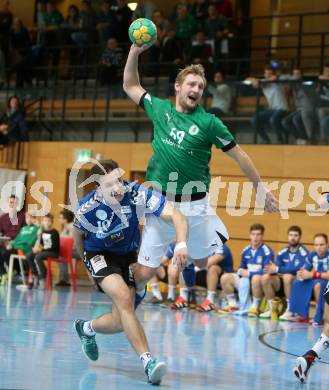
[{"left": 46, "top": 237, "right": 76, "bottom": 291}]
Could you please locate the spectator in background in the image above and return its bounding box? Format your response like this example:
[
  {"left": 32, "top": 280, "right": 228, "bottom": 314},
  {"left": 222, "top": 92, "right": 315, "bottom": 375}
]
[
  {"left": 116, "top": 0, "right": 132, "bottom": 46},
  {"left": 36, "top": 1, "right": 47, "bottom": 46},
  {"left": 214, "top": 0, "right": 233, "bottom": 19},
  {"left": 317, "top": 63, "right": 329, "bottom": 143},
  {"left": 170, "top": 0, "right": 192, "bottom": 23},
  {"left": 204, "top": 4, "right": 227, "bottom": 40},
  {"left": 190, "top": 31, "right": 212, "bottom": 77},
  {"left": 191, "top": 0, "right": 209, "bottom": 30},
  {"left": 161, "top": 29, "right": 183, "bottom": 90},
  {"left": 25, "top": 213, "right": 60, "bottom": 290},
  {"left": 152, "top": 10, "right": 170, "bottom": 42},
  {"left": 0, "top": 96, "right": 29, "bottom": 144},
  {"left": 261, "top": 225, "right": 308, "bottom": 320},
  {"left": 71, "top": 0, "right": 97, "bottom": 65},
  {"left": 98, "top": 37, "right": 124, "bottom": 97},
  {"left": 133, "top": 0, "right": 156, "bottom": 20},
  {"left": 0, "top": 212, "right": 39, "bottom": 284},
  {"left": 196, "top": 244, "right": 234, "bottom": 312},
  {"left": 0, "top": 0, "right": 13, "bottom": 61},
  {"left": 289, "top": 233, "right": 329, "bottom": 325},
  {"left": 44, "top": 1, "right": 64, "bottom": 66},
  {"left": 249, "top": 65, "right": 289, "bottom": 144},
  {"left": 281, "top": 68, "right": 310, "bottom": 144},
  {"left": 175, "top": 5, "right": 197, "bottom": 57},
  {"left": 96, "top": 0, "right": 117, "bottom": 42},
  {"left": 207, "top": 70, "right": 232, "bottom": 116},
  {"left": 62, "top": 4, "right": 80, "bottom": 31}
]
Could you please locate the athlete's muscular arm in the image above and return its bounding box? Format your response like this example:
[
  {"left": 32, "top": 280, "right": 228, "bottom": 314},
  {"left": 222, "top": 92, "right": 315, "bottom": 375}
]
[
  {"left": 123, "top": 44, "right": 149, "bottom": 104},
  {"left": 159, "top": 203, "right": 189, "bottom": 269},
  {"left": 225, "top": 144, "right": 279, "bottom": 213},
  {"left": 73, "top": 227, "right": 85, "bottom": 260}
]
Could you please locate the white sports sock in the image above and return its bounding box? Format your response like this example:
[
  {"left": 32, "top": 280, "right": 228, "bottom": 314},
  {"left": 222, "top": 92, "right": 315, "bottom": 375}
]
[
  {"left": 140, "top": 352, "right": 152, "bottom": 369},
  {"left": 268, "top": 299, "right": 273, "bottom": 312},
  {"left": 286, "top": 299, "right": 290, "bottom": 311},
  {"left": 167, "top": 285, "right": 176, "bottom": 300},
  {"left": 83, "top": 320, "right": 96, "bottom": 336},
  {"left": 206, "top": 291, "right": 216, "bottom": 303},
  {"left": 151, "top": 283, "right": 162, "bottom": 300},
  {"left": 180, "top": 287, "right": 189, "bottom": 301},
  {"left": 312, "top": 333, "right": 329, "bottom": 357},
  {"left": 251, "top": 297, "right": 261, "bottom": 309},
  {"left": 227, "top": 294, "right": 237, "bottom": 307}
]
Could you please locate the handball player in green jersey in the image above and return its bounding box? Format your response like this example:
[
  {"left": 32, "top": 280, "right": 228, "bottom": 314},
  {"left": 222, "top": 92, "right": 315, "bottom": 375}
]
[{"left": 123, "top": 44, "right": 279, "bottom": 306}]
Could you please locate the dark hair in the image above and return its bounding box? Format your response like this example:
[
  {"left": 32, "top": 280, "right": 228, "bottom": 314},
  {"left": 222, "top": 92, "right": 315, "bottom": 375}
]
[
  {"left": 324, "top": 63, "right": 329, "bottom": 68},
  {"left": 215, "top": 69, "right": 225, "bottom": 78},
  {"left": 314, "top": 233, "right": 328, "bottom": 243},
  {"left": 288, "top": 225, "right": 302, "bottom": 236},
  {"left": 9, "top": 194, "right": 18, "bottom": 200},
  {"left": 90, "top": 159, "right": 119, "bottom": 178},
  {"left": 60, "top": 210, "right": 74, "bottom": 223},
  {"left": 264, "top": 65, "right": 276, "bottom": 74},
  {"left": 7, "top": 95, "right": 21, "bottom": 110},
  {"left": 43, "top": 213, "right": 54, "bottom": 221},
  {"left": 68, "top": 4, "right": 79, "bottom": 15},
  {"left": 250, "top": 223, "right": 265, "bottom": 234}
]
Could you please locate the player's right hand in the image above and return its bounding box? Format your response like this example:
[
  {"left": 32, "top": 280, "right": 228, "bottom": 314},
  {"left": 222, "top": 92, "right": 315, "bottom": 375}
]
[
  {"left": 130, "top": 43, "right": 152, "bottom": 55},
  {"left": 172, "top": 247, "right": 188, "bottom": 270}
]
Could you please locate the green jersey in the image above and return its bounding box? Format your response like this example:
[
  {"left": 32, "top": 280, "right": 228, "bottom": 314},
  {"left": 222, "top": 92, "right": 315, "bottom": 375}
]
[
  {"left": 141, "top": 93, "right": 236, "bottom": 195},
  {"left": 12, "top": 224, "right": 39, "bottom": 254}
]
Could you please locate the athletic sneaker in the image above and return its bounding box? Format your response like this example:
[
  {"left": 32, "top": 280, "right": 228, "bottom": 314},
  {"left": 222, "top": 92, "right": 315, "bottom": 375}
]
[
  {"left": 1, "top": 274, "right": 8, "bottom": 285},
  {"left": 195, "top": 299, "right": 215, "bottom": 312},
  {"left": 248, "top": 307, "right": 259, "bottom": 317},
  {"left": 309, "top": 319, "right": 322, "bottom": 327},
  {"left": 147, "top": 296, "right": 163, "bottom": 304},
  {"left": 171, "top": 296, "right": 189, "bottom": 310},
  {"left": 74, "top": 319, "right": 99, "bottom": 361},
  {"left": 216, "top": 305, "right": 239, "bottom": 314},
  {"left": 259, "top": 310, "right": 272, "bottom": 319},
  {"left": 279, "top": 310, "right": 292, "bottom": 321},
  {"left": 294, "top": 351, "right": 318, "bottom": 384},
  {"left": 145, "top": 359, "right": 166, "bottom": 385},
  {"left": 289, "top": 314, "right": 309, "bottom": 323}
]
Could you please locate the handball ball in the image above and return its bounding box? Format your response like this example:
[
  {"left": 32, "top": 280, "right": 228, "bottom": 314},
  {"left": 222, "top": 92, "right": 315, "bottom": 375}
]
[{"left": 129, "top": 18, "right": 157, "bottom": 47}]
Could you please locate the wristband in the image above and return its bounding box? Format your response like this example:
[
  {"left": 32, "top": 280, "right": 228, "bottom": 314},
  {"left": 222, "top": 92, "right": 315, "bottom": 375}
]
[
  {"left": 313, "top": 271, "right": 321, "bottom": 279},
  {"left": 174, "top": 242, "right": 187, "bottom": 252}
]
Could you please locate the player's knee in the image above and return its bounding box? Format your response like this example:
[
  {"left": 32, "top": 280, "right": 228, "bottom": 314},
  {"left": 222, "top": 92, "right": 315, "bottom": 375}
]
[
  {"left": 283, "top": 273, "right": 293, "bottom": 283},
  {"left": 134, "top": 264, "right": 157, "bottom": 285},
  {"left": 261, "top": 274, "right": 270, "bottom": 285}
]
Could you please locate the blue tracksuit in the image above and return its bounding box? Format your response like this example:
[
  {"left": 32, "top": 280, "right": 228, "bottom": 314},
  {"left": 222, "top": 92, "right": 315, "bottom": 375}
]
[
  {"left": 275, "top": 245, "right": 308, "bottom": 274},
  {"left": 239, "top": 243, "right": 274, "bottom": 279},
  {"left": 289, "top": 250, "right": 329, "bottom": 322}
]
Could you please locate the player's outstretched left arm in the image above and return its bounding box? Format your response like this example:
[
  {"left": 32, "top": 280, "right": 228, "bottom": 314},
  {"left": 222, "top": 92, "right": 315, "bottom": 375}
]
[
  {"left": 159, "top": 203, "right": 189, "bottom": 269},
  {"left": 225, "top": 144, "right": 279, "bottom": 213}
]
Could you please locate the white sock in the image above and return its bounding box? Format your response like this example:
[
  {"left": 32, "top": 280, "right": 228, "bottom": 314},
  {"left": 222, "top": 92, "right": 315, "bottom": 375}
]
[
  {"left": 151, "top": 283, "right": 162, "bottom": 300},
  {"left": 227, "top": 294, "right": 237, "bottom": 307},
  {"left": 268, "top": 299, "right": 273, "bottom": 312},
  {"left": 312, "top": 333, "right": 329, "bottom": 357},
  {"left": 140, "top": 352, "right": 152, "bottom": 369},
  {"left": 83, "top": 320, "right": 96, "bottom": 336},
  {"left": 167, "top": 285, "right": 176, "bottom": 300},
  {"left": 206, "top": 291, "right": 216, "bottom": 303},
  {"left": 180, "top": 287, "right": 189, "bottom": 301},
  {"left": 251, "top": 297, "right": 261, "bottom": 309},
  {"left": 286, "top": 299, "right": 290, "bottom": 311}
]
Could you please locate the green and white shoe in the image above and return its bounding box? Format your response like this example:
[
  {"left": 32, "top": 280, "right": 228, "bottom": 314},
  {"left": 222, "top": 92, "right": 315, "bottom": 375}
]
[
  {"left": 1, "top": 274, "right": 8, "bottom": 286},
  {"left": 74, "top": 319, "right": 99, "bottom": 361},
  {"left": 145, "top": 359, "right": 166, "bottom": 385}
]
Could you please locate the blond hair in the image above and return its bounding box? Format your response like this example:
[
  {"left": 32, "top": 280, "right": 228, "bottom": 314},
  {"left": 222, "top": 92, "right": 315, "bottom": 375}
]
[{"left": 175, "top": 64, "right": 207, "bottom": 87}]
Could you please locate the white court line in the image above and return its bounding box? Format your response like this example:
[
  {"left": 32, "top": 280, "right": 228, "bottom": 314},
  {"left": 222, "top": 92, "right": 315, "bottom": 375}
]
[
  {"left": 23, "top": 329, "right": 45, "bottom": 334},
  {"left": 78, "top": 300, "right": 112, "bottom": 305}
]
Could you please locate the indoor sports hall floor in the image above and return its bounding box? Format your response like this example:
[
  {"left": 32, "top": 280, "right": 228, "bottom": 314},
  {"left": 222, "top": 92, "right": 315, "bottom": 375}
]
[{"left": 1, "top": 287, "right": 328, "bottom": 390}]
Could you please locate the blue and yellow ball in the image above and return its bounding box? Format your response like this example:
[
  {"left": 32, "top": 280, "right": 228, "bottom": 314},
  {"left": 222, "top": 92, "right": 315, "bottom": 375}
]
[{"left": 128, "top": 18, "right": 157, "bottom": 47}]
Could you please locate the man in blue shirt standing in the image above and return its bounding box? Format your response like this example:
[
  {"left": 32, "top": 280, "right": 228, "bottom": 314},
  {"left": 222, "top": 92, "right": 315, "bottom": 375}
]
[
  {"left": 73, "top": 160, "right": 188, "bottom": 385},
  {"left": 218, "top": 224, "right": 274, "bottom": 316},
  {"left": 294, "top": 192, "right": 329, "bottom": 384},
  {"left": 261, "top": 225, "right": 308, "bottom": 320}
]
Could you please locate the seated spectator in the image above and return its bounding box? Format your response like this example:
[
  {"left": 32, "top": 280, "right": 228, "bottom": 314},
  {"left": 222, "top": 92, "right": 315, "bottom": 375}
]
[
  {"left": 0, "top": 212, "right": 39, "bottom": 284},
  {"left": 196, "top": 243, "right": 233, "bottom": 312},
  {"left": 0, "top": 0, "right": 13, "bottom": 61},
  {"left": 71, "top": 0, "right": 97, "bottom": 65},
  {"left": 43, "top": 1, "right": 64, "bottom": 66},
  {"left": 218, "top": 224, "right": 274, "bottom": 316},
  {"left": 289, "top": 233, "right": 329, "bottom": 325},
  {"left": 96, "top": 0, "right": 117, "bottom": 42},
  {"left": 169, "top": 0, "right": 192, "bottom": 23},
  {"left": 133, "top": 0, "right": 156, "bottom": 20},
  {"left": 204, "top": 4, "right": 227, "bottom": 40},
  {"left": 25, "top": 213, "right": 60, "bottom": 289},
  {"left": 62, "top": 4, "right": 80, "bottom": 31},
  {"left": 190, "top": 31, "right": 212, "bottom": 76},
  {"left": 281, "top": 68, "right": 310, "bottom": 144},
  {"left": 10, "top": 18, "right": 34, "bottom": 88},
  {"left": 0, "top": 96, "right": 29, "bottom": 144},
  {"left": 152, "top": 10, "right": 171, "bottom": 42},
  {"left": 261, "top": 226, "right": 308, "bottom": 320},
  {"left": 318, "top": 63, "right": 329, "bottom": 143},
  {"left": 214, "top": 0, "right": 233, "bottom": 19},
  {"left": 249, "top": 65, "right": 289, "bottom": 144},
  {"left": 98, "top": 37, "right": 124, "bottom": 97},
  {"left": 207, "top": 70, "right": 232, "bottom": 116},
  {"left": 116, "top": 0, "right": 132, "bottom": 46},
  {"left": 175, "top": 5, "right": 197, "bottom": 56},
  {"left": 191, "top": 0, "right": 209, "bottom": 30}
]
